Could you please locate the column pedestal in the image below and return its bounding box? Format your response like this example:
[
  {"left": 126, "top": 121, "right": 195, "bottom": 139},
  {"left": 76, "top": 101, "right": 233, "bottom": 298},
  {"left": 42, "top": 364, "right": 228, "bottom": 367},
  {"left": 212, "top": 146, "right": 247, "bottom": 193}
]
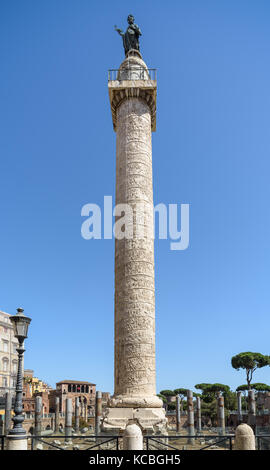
[
  {"left": 6, "top": 435, "right": 28, "bottom": 450},
  {"left": 102, "top": 406, "right": 167, "bottom": 433}
]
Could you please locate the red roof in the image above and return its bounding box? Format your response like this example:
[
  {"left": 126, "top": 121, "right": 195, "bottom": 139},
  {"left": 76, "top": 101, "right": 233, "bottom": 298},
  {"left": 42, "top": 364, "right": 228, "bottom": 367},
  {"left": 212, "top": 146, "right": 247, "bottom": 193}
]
[{"left": 56, "top": 380, "right": 96, "bottom": 385}]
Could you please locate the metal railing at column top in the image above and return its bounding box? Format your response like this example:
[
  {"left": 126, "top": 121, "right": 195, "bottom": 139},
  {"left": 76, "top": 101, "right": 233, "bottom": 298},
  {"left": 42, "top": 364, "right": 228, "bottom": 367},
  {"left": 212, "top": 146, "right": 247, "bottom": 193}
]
[{"left": 108, "top": 68, "right": 157, "bottom": 81}]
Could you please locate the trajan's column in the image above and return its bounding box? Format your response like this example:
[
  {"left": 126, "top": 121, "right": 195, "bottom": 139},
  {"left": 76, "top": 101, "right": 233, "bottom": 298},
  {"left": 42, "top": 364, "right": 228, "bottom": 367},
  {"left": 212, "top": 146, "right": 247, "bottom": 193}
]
[{"left": 102, "top": 15, "right": 167, "bottom": 433}]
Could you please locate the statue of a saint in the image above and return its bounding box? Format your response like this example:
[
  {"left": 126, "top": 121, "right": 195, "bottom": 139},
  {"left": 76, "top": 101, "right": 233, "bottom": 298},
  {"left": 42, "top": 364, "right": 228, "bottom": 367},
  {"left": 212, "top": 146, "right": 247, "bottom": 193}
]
[{"left": 115, "top": 15, "right": 142, "bottom": 56}]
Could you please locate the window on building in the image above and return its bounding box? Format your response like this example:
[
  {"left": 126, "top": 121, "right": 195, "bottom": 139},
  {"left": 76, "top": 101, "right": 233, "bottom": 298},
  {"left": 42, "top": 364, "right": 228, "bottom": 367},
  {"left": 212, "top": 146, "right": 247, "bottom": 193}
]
[
  {"left": 2, "top": 358, "right": 8, "bottom": 372},
  {"left": 12, "top": 377, "right": 16, "bottom": 387},
  {"left": 3, "top": 377, "right": 8, "bottom": 387},
  {"left": 12, "top": 361, "right": 17, "bottom": 373},
  {"left": 3, "top": 341, "right": 8, "bottom": 353},
  {"left": 12, "top": 343, "right": 17, "bottom": 354}
]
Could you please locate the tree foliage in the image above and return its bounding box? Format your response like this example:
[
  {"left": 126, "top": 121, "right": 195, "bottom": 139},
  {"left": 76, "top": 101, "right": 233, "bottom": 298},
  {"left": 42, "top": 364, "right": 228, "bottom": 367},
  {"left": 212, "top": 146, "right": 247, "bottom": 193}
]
[
  {"left": 173, "top": 388, "right": 188, "bottom": 398},
  {"left": 231, "top": 352, "right": 270, "bottom": 390},
  {"left": 195, "top": 383, "right": 230, "bottom": 403},
  {"left": 194, "top": 383, "right": 212, "bottom": 392},
  {"left": 252, "top": 383, "right": 270, "bottom": 392},
  {"left": 159, "top": 390, "right": 175, "bottom": 397},
  {"left": 237, "top": 383, "right": 270, "bottom": 393},
  {"left": 236, "top": 384, "right": 249, "bottom": 392},
  {"left": 157, "top": 393, "right": 167, "bottom": 404},
  {"left": 167, "top": 402, "right": 176, "bottom": 411}
]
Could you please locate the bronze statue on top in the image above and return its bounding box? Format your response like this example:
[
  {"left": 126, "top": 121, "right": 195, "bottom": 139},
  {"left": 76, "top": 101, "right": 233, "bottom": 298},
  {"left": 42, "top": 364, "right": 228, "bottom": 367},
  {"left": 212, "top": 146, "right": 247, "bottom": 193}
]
[{"left": 115, "top": 15, "right": 142, "bottom": 56}]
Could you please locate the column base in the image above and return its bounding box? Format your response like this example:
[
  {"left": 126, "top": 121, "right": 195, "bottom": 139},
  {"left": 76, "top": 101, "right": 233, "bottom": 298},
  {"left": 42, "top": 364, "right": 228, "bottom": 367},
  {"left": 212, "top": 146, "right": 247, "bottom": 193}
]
[
  {"left": 6, "top": 434, "right": 29, "bottom": 450},
  {"left": 108, "top": 395, "right": 163, "bottom": 408},
  {"left": 101, "top": 406, "right": 167, "bottom": 434}
]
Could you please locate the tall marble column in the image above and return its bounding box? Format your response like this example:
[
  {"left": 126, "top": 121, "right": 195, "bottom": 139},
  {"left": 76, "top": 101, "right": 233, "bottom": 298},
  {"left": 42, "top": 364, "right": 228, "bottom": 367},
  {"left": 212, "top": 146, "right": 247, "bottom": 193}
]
[
  {"left": 65, "top": 398, "right": 72, "bottom": 443},
  {"left": 248, "top": 390, "right": 256, "bottom": 428},
  {"left": 55, "top": 397, "right": 59, "bottom": 433},
  {"left": 176, "top": 395, "right": 181, "bottom": 432},
  {"left": 217, "top": 395, "right": 225, "bottom": 435},
  {"left": 103, "top": 50, "right": 166, "bottom": 433},
  {"left": 75, "top": 397, "right": 80, "bottom": 432},
  {"left": 237, "top": 391, "right": 242, "bottom": 424},
  {"left": 196, "top": 396, "right": 201, "bottom": 433},
  {"left": 95, "top": 391, "right": 102, "bottom": 435},
  {"left": 187, "top": 390, "right": 195, "bottom": 444}
]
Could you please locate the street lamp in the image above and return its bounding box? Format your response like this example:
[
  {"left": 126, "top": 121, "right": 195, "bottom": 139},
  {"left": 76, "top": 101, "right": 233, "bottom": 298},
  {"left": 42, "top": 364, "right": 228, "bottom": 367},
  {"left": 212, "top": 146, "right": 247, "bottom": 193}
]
[{"left": 9, "top": 307, "right": 31, "bottom": 436}]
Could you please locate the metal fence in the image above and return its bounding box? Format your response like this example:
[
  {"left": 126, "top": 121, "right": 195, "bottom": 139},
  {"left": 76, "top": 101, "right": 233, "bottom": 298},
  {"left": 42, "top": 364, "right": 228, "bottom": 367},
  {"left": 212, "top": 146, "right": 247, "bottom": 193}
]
[
  {"left": 144, "top": 434, "right": 234, "bottom": 451},
  {"left": 0, "top": 434, "right": 120, "bottom": 451},
  {"left": 1, "top": 433, "right": 270, "bottom": 450},
  {"left": 108, "top": 68, "right": 157, "bottom": 81}
]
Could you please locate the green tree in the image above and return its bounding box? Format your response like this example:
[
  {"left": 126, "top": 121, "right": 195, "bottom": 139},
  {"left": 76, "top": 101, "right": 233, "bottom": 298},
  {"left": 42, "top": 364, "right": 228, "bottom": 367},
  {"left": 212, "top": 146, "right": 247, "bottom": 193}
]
[
  {"left": 157, "top": 393, "right": 167, "bottom": 404},
  {"left": 195, "top": 383, "right": 230, "bottom": 403},
  {"left": 231, "top": 352, "right": 270, "bottom": 390},
  {"left": 200, "top": 400, "right": 218, "bottom": 425},
  {"left": 173, "top": 388, "right": 188, "bottom": 399},
  {"left": 167, "top": 402, "right": 176, "bottom": 411},
  {"left": 236, "top": 383, "right": 270, "bottom": 392},
  {"left": 159, "top": 390, "right": 175, "bottom": 397},
  {"left": 252, "top": 383, "right": 270, "bottom": 392},
  {"left": 236, "top": 384, "right": 249, "bottom": 392},
  {"left": 194, "top": 384, "right": 213, "bottom": 403},
  {"left": 223, "top": 390, "right": 237, "bottom": 411}
]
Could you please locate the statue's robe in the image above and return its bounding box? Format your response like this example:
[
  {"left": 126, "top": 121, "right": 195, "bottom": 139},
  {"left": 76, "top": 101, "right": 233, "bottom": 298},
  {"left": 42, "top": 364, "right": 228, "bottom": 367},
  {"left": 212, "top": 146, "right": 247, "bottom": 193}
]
[{"left": 123, "top": 24, "right": 141, "bottom": 55}]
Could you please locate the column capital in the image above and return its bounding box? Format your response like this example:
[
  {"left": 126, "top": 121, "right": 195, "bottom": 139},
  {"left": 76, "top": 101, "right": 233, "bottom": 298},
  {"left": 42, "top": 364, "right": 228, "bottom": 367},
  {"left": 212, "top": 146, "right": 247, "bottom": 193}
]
[{"left": 108, "top": 52, "right": 157, "bottom": 132}]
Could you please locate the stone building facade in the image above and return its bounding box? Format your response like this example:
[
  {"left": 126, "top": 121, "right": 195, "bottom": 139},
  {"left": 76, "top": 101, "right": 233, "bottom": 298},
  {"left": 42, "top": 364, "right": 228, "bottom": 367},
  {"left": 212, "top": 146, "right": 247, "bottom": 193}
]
[
  {"left": 22, "top": 369, "right": 51, "bottom": 414},
  {"left": 22, "top": 391, "right": 50, "bottom": 415},
  {"left": 49, "top": 380, "right": 96, "bottom": 417},
  {"left": 0, "top": 310, "right": 19, "bottom": 397}
]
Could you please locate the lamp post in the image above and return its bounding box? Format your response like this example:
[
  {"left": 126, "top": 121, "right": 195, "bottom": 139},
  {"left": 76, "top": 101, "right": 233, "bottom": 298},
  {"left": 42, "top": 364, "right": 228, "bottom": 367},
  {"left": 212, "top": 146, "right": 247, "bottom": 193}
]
[{"left": 7, "top": 307, "right": 31, "bottom": 450}]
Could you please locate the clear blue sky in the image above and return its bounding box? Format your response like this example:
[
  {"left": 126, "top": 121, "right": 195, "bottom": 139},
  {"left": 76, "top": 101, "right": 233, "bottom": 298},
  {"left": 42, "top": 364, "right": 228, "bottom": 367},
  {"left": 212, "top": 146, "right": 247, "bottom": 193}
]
[{"left": 1, "top": 0, "right": 270, "bottom": 394}]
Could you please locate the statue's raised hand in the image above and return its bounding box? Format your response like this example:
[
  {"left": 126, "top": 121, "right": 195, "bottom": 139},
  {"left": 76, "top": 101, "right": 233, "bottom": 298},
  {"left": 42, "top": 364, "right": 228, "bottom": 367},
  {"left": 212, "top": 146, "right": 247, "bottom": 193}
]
[{"left": 114, "top": 25, "right": 123, "bottom": 36}]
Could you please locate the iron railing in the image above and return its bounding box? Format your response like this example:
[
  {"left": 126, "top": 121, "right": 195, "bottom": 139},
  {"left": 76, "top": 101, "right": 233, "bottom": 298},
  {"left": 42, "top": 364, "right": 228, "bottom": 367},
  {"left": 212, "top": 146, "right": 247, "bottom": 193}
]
[
  {"left": 0, "top": 434, "right": 119, "bottom": 451},
  {"left": 257, "top": 435, "right": 270, "bottom": 450},
  {"left": 0, "top": 433, "right": 269, "bottom": 450},
  {"left": 29, "top": 434, "right": 120, "bottom": 451},
  {"left": 144, "top": 434, "right": 234, "bottom": 451},
  {"left": 108, "top": 68, "right": 157, "bottom": 81}
]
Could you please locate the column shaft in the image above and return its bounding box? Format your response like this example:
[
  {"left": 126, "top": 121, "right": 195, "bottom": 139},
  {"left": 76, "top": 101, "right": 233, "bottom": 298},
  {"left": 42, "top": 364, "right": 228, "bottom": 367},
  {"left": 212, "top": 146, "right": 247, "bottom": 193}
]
[
  {"left": 248, "top": 390, "right": 256, "bottom": 428},
  {"left": 114, "top": 98, "right": 156, "bottom": 403},
  {"left": 196, "top": 396, "right": 201, "bottom": 433},
  {"left": 237, "top": 391, "right": 242, "bottom": 424},
  {"left": 55, "top": 397, "right": 59, "bottom": 433},
  {"left": 65, "top": 398, "right": 72, "bottom": 442},
  {"left": 75, "top": 397, "right": 80, "bottom": 432},
  {"left": 176, "top": 395, "right": 181, "bottom": 432},
  {"left": 187, "top": 390, "right": 195, "bottom": 444},
  {"left": 217, "top": 395, "right": 225, "bottom": 435},
  {"left": 95, "top": 391, "right": 102, "bottom": 435}
]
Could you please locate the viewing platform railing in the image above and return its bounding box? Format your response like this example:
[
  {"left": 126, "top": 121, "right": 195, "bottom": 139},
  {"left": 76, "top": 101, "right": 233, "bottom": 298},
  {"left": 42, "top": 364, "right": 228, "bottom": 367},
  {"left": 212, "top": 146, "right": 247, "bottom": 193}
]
[{"left": 108, "top": 68, "right": 157, "bottom": 81}]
